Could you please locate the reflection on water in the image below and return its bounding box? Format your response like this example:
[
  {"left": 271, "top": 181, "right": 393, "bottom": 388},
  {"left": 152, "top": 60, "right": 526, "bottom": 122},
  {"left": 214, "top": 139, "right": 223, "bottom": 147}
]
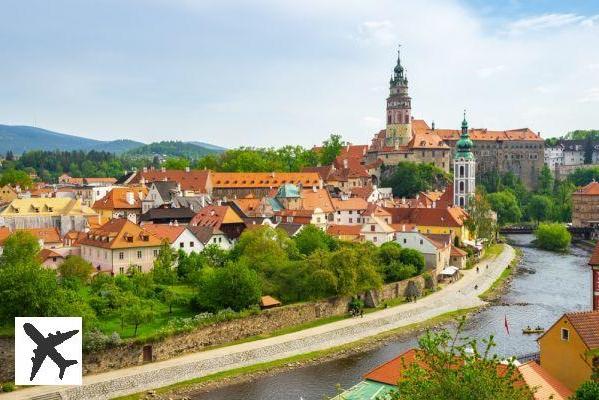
[{"left": 194, "top": 235, "right": 591, "bottom": 400}]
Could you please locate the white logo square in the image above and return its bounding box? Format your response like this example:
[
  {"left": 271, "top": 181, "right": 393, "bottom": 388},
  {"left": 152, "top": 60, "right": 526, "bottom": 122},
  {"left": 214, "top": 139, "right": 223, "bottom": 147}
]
[{"left": 14, "top": 317, "right": 82, "bottom": 386}]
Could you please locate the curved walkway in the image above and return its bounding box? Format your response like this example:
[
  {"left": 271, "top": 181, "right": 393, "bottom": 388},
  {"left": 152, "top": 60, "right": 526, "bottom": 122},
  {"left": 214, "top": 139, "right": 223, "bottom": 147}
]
[{"left": 2, "top": 245, "right": 515, "bottom": 400}]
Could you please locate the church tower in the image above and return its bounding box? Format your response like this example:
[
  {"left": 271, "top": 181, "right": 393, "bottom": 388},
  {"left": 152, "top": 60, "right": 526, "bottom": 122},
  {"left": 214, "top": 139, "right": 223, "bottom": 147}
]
[
  {"left": 454, "top": 111, "right": 476, "bottom": 208},
  {"left": 385, "top": 46, "right": 412, "bottom": 148}
]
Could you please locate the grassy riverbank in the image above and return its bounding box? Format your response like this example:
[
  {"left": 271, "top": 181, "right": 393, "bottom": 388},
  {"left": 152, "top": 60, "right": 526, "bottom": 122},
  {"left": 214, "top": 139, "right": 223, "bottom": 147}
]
[
  {"left": 479, "top": 247, "right": 522, "bottom": 302},
  {"left": 113, "top": 307, "right": 478, "bottom": 400}
]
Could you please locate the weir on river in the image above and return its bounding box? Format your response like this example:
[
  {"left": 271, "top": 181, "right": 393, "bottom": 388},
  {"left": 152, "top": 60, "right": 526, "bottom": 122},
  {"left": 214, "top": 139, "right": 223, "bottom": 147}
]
[{"left": 193, "top": 234, "right": 592, "bottom": 400}]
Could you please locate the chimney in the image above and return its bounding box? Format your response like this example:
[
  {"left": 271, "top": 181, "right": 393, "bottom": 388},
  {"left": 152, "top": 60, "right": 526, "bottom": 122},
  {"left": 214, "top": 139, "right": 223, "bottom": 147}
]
[
  {"left": 271, "top": 172, "right": 275, "bottom": 178},
  {"left": 174, "top": 220, "right": 179, "bottom": 226},
  {"left": 402, "top": 224, "right": 405, "bottom": 232},
  {"left": 432, "top": 121, "right": 435, "bottom": 130},
  {"left": 143, "top": 167, "right": 148, "bottom": 173},
  {"left": 126, "top": 191, "right": 135, "bottom": 205},
  {"left": 169, "top": 221, "right": 173, "bottom": 226},
  {"left": 312, "top": 186, "right": 317, "bottom": 192},
  {"left": 432, "top": 200, "right": 436, "bottom": 208},
  {"left": 343, "top": 159, "right": 348, "bottom": 169},
  {"left": 402, "top": 197, "right": 405, "bottom": 204},
  {"left": 161, "top": 167, "right": 166, "bottom": 172},
  {"left": 185, "top": 167, "right": 190, "bottom": 172}
]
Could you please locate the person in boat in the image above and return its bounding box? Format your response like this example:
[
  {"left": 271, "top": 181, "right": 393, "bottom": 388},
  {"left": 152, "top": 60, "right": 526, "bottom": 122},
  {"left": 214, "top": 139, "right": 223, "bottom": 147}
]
[
  {"left": 526, "top": 325, "right": 532, "bottom": 331},
  {"left": 536, "top": 325, "right": 542, "bottom": 330}
]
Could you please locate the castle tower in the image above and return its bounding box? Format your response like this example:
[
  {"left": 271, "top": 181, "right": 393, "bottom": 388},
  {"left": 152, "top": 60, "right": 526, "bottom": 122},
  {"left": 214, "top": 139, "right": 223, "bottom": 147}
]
[
  {"left": 454, "top": 111, "right": 476, "bottom": 208},
  {"left": 385, "top": 45, "right": 412, "bottom": 148}
]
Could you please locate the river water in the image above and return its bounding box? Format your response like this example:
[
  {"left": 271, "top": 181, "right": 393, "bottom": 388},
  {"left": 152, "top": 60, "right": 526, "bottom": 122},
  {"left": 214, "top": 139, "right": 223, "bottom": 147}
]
[{"left": 194, "top": 235, "right": 592, "bottom": 400}]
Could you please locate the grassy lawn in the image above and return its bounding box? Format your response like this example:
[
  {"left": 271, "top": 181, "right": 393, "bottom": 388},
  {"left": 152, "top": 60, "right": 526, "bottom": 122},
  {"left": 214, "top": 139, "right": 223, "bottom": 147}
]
[
  {"left": 481, "top": 243, "right": 504, "bottom": 261},
  {"left": 479, "top": 247, "right": 521, "bottom": 301}
]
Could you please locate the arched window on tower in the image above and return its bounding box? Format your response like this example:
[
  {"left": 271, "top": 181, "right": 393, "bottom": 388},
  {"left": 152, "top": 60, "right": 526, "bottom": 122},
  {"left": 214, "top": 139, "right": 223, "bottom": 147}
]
[
  {"left": 459, "top": 165, "right": 464, "bottom": 177},
  {"left": 459, "top": 181, "right": 465, "bottom": 192},
  {"left": 459, "top": 197, "right": 465, "bottom": 207}
]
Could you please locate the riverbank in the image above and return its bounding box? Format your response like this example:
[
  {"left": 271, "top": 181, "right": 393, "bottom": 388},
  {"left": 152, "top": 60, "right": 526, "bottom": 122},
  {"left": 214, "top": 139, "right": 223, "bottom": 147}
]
[
  {"left": 119, "top": 308, "right": 477, "bottom": 400},
  {"left": 0, "top": 244, "right": 514, "bottom": 400}
]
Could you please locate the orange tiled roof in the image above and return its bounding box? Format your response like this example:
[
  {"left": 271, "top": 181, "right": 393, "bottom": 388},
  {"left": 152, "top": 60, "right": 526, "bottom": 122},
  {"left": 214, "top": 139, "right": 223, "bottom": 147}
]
[
  {"left": 142, "top": 224, "right": 186, "bottom": 244},
  {"left": 134, "top": 169, "right": 210, "bottom": 192},
  {"left": 363, "top": 349, "right": 421, "bottom": 385},
  {"left": 0, "top": 227, "right": 11, "bottom": 245},
  {"left": 332, "top": 197, "right": 368, "bottom": 211},
  {"left": 260, "top": 295, "right": 281, "bottom": 307},
  {"left": 38, "top": 248, "right": 64, "bottom": 262},
  {"left": 412, "top": 119, "right": 542, "bottom": 142},
  {"left": 78, "top": 218, "right": 162, "bottom": 249},
  {"left": 211, "top": 172, "right": 321, "bottom": 188},
  {"left": 84, "top": 177, "right": 117, "bottom": 184},
  {"left": 517, "top": 361, "right": 572, "bottom": 400},
  {"left": 64, "top": 230, "right": 87, "bottom": 246},
  {"left": 575, "top": 181, "right": 599, "bottom": 196},
  {"left": 190, "top": 205, "right": 244, "bottom": 228},
  {"left": 92, "top": 187, "right": 148, "bottom": 210},
  {"left": 451, "top": 245, "right": 468, "bottom": 257},
  {"left": 385, "top": 206, "right": 468, "bottom": 227},
  {"left": 300, "top": 188, "right": 335, "bottom": 213},
  {"left": 565, "top": 310, "right": 599, "bottom": 349},
  {"left": 21, "top": 227, "right": 62, "bottom": 244},
  {"left": 350, "top": 186, "right": 374, "bottom": 200},
  {"left": 327, "top": 224, "right": 363, "bottom": 236}
]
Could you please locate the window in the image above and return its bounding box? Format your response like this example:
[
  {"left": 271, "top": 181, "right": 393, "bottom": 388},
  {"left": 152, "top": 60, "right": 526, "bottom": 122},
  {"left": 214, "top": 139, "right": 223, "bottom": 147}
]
[
  {"left": 213, "top": 238, "right": 217, "bottom": 243},
  {"left": 370, "top": 225, "right": 375, "bottom": 232},
  {"left": 137, "top": 250, "right": 142, "bottom": 259},
  {"left": 561, "top": 328, "right": 569, "bottom": 341},
  {"left": 349, "top": 218, "right": 353, "bottom": 223},
  {"left": 119, "top": 267, "right": 125, "bottom": 274},
  {"left": 190, "top": 241, "right": 194, "bottom": 247},
  {"left": 218, "top": 237, "right": 222, "bottom": 243},
  {"left": 420, "top": 239, "right": 423, "bottom": 245},
  {"left": 179, "top": 242, "right": 184, "bottom": 248},
  {"left": 153, "top": 249, "right": 158, "bottom": 257},
  {"left": 403, "top": 238, "right": 407, "bottom": 244},
  {"left": 373, "top": 237, "right": 377, "bottom": 242},
  {"left": 119, "top": 252, "right": 124, "bottom": 260}
]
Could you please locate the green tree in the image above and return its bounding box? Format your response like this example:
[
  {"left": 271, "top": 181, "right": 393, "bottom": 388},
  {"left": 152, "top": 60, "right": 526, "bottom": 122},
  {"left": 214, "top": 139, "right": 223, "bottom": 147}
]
[
  {"left": 390, "top": 320, "right": 533, "bottom": 400},
  {"left": 58, "top": 255, "right": 93, "bottom": 284},
  {"left": 122, "top": 299, "right": 157, "bottom": 336},
  {"left": 195, "top": 262, "right": 262, "bottom": 312},
  {"left": 232, "top": 226, "right": 298, "bottom": 276},
  {"left": 378, "top": 242, "right": 403, "bottom": 266},
  {"left": 152, "top": 241, "right": 178, "bottom": 284},
  {"left": 293, "top": 224, "right": 336, "bottom": 255},
  {"left": 399, "top": 248, "right": 426, "bottom": 274},
  {"left": 0, "top": 231, "right": 40, "bottom": 267},
  {"left": 405, "top": 280, "right": 422, "bottom": 301},
  {"left": 488, "top": 191, "right": 522, "bottom": 226},
  {"left": 160, "top": 287, "right": 181, "bottom": 315},
  {"left": 572, "top": 381, "right": 599, "bottom": 400},
  {"left": 384, "top": 261, "right": 417, "bottom": 283},
  {"left": 526, "top": 195, "right": 553, "bottom": 224},
  {"left": 534, "top": 223, "right": 571, "bottom": 252},
  {"left": 464, "top": 189, "right": 496, "bottom": 242},
  {"left": 319, "top": 134, "right": 344, "bottom": 165},
  {"left": 538, "top": 164, "right": 554, "bottom": 195},
  {"left": 382, "top": 162, "right": 450, "bottom": 198},
  {"left": 0, "top": 169, "right": 33, "bottom": 188},
  {"left": 162, "top": 157, "right": 190, "bottom": 170}
]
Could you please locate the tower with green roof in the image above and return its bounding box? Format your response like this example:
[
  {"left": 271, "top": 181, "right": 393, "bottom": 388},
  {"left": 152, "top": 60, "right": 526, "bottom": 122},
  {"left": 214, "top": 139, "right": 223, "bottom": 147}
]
[{"left": 453, "top": 111, "right": 476, "bottom": 208}]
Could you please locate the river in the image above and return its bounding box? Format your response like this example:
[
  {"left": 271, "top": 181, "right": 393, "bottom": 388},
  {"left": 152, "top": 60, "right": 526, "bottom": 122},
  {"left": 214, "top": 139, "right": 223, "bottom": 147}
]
[{"left": 193, "top": 235, "right": 592, "bottom": 400}]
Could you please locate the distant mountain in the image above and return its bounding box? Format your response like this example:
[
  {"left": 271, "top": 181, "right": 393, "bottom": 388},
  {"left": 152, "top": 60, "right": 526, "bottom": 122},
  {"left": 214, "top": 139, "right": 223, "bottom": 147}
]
[
  {"left": 0, "top": 124, "right": 143, "bottom": 154},
  {"left": 188, "top": 141, "right": 227, "bottom": 151},
  {"left": 125, "top": 141, "right": 220, "bottom": 159}
]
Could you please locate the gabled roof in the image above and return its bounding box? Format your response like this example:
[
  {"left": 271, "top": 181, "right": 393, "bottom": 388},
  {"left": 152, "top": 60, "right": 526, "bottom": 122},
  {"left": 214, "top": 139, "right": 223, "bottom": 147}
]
[
  {"left": 0, "top": 198, "right": 97, "bottom": 217},
  {"left": 384, "top": 206, "right": 468, "bottom": 228},
  {"left": 575, "top": 181, "right": 599, "bottom": 196},
  {"left": 142, "top": 224, "right": 186, "bottom": 244},
  {"left": 133, "top": 169, "right": 210, "bottom": 192},
  {"left": 451, "top": 245, "right": 468, "bottom": 257},
  {"left": 564, "top": 310, "right": 599, "bottom": 349},
  {"left": 151, "top": 181, "right": 179, "bottom": 200},
  {"left": 189, "top": 205, "right": 244, "bottom": 228},
  {"left": 276, "top": 222, "right": 303, "bottom": 237},
  {"left": 327, "top": 224, "right": 363, "bottom": 236},
  {"left": 332, "top": 197, "right": 368, "bottom": 211},
  {"left": 92, "top": 187, "right": 148, "bottom": 210},
  {"left": 300, "top": 188, "right": 335, "bottom": 213},
  {"left": 22, "top": 227, "right": 62, "bottom": 244},
  {"left": 78, "top": 218, "right": 162, "bottom": 249},
  {"left": 188, "top": 225, "right": 220, "bottom": 244},
  {"left": 517, "top": 361, "right": 572, "bottom": 400},
  {"left": 363, "top": 349, "right": 420, "bottom": 385},
  {"left": 38, "top": 248, "right": 65, "bottom": 262}
]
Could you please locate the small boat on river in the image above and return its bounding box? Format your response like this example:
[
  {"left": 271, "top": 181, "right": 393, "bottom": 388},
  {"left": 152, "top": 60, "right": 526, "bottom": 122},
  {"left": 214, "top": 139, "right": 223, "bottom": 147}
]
[{"left": 522, "top": 325, "right": 544, "bottom": 334}]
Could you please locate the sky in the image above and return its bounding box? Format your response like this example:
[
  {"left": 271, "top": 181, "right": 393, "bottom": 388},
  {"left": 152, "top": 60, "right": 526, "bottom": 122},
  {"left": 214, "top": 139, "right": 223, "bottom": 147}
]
[{"left": 1, "top": 0, "right": 599, "bottom": 148}]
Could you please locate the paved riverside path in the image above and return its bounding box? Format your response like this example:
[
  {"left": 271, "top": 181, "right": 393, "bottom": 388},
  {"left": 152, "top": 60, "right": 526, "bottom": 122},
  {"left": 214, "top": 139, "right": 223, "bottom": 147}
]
[{"left": 2, "top": 245, "right": 515, "bottom": 400}]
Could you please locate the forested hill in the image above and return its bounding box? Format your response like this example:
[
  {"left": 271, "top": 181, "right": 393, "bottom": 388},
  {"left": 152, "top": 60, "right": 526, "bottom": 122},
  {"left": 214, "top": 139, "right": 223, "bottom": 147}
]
[
  {"left": 125, "top": 141, "right": 223, "bottom": 159},
  {"left": 0, "top": 124, "right": 143, "bottom": 154}
]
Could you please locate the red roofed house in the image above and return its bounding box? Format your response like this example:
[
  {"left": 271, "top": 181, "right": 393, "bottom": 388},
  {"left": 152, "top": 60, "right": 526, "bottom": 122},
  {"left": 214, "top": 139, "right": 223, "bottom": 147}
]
[
  {"left": 572, "top": 181, "right": 599, "bottom": 228},
  {"left": 538, "top": 310, "right": 599, "bottom": 391},
  {"left": 79, "top": 218, "right": 162, "bottom": 274},
  {"left": 384, "top": 206, "right": 471, "bottom": 243},
  {"left": 393, "top": 226, "right": 451, "bottom": 276},
  {"left": 326, "top": 225, "right": 363, "bottom": 242},
  {"left": 142, "top": 223, "right": 203, "bottom": 254},
  {"left": 92, "top": 187, "right": 148, "bottom": 224},
  {"left": 131, "top": 168, "right": 212, "bottom": 195},
  {"left": 189, "top": 205, "right": 246, "bottom": 242}
]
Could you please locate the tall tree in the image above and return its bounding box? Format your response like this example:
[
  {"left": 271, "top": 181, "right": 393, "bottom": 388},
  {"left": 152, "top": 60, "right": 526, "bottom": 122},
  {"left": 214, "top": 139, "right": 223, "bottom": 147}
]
[
  {"left": 538, "top": 164, "right": 554, "bottom": 195},
  {"left": 319, "top": 134, "right": 344, "bottom": 165}
]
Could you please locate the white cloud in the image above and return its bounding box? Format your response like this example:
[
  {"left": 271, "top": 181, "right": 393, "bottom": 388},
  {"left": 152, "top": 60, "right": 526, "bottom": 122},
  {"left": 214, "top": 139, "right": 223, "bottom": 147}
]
[
  {"left": 505, "top": 13, "right": 599, "bottom": 35},
  {"left": 578, "top": 88, "right": 599, "bottom": 103},
  {"left": 355, "top": 20, "right": 396, "bottom": 45},
  {"left": 476, "top": 65, "right": 506, "bottom": 79}
]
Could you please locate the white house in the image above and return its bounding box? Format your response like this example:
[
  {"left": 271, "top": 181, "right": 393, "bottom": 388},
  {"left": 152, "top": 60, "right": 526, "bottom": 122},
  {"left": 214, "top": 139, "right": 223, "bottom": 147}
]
[
  {"left": 393, "top": 227, "right": 451, "bottom": 275},
  {"left": 332, "top": 195, "right": 368, "bottom": 225},
  {"left": 188, "top": 225, "right": 235, "bottom": 250},
  {"left": 142, "top": 224, "right": 203, "bottom": 254}
]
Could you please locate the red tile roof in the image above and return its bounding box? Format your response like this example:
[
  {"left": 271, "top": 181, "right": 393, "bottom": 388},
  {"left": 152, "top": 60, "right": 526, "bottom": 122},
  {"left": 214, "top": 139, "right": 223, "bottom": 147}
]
[
  {"left": 384, "top": 206, "right": 468, "bottom": 228},
  {"left": 211, "top": 172, "right": 321, "bottom": 188},
  {"left": 22, "top": 227, "right": 62, "bottom": 244},
  {"left": 565, "top": 310, "right": 599, "bottom": 349},
  {"left": 190, "top": 205, "right": 244, "bottom": 228},
  {"left": 517, "top": 361, "right": 572, "bottom": 400},
  {"left": 142, "top": 224, "right": 186, "bottom": 244},
  {"left": 412, "top": 119, "right": 542, "bottom": 142},
  {"left": 451, "top": 245, "right": 468, "bottom": 257},
  {"left": 92, "top": 187, "right": 148, "bottom": 210},
  {"left": 575, "top": 181, "right": 599, "bottom": 196},
  {"left": 363, "top": 349, "right": 421, "bottom": 385},
  {"left": 78, "top": 218, "right": 162, "bottom": 249},
  {"left": 134, "top": 169, "right": 210, "bottom": 192},
  {"left": 327, "top": 225, "right": 363, "bottom": 236},
  {"left": 38, "top": 248, "right": 65, "bottom": 262}
]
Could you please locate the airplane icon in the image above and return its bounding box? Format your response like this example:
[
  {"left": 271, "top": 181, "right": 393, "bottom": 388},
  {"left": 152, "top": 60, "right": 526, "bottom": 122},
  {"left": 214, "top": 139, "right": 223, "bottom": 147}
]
[{"left": 23, "top": 322, "right": 79, "bottom": 381}]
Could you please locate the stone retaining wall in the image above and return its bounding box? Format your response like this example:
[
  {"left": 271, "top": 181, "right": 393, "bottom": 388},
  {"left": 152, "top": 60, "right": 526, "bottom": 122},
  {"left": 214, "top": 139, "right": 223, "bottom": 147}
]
[{"left": 0, "top": 276, "right": 425, "bottom": 381}]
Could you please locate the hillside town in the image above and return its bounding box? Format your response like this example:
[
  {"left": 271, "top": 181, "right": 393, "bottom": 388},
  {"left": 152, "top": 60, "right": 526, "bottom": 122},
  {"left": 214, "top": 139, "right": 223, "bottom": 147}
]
[{"left": 2, "top": 1, "right": 599, "bottom": 397}]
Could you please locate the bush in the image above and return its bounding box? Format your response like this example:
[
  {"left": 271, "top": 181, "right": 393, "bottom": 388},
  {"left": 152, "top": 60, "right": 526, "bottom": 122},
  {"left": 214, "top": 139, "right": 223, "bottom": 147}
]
[
  {"left": 384, "top": 262, "right": 417, "bottom": 283},
  {"left": 572, "top": 380, "right": 599, "bottom": 400},
  {"left": 423, "top": 272, "right": 435, "bottom": 290},
  {"left": 399, "top": 248, "right": 426, "bottom": 274},
  {"left": 1, "top": 382, "right": 15, "bottom": 392},
  {"left": 534, "top": 223, "right": 571, "bottom": 252}
]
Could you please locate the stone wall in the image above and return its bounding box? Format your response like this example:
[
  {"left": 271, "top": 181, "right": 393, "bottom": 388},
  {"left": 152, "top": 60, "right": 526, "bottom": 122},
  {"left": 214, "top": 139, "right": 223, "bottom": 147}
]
[{"left": 0, "top": 276, "right": 426, "bottom": 381}]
